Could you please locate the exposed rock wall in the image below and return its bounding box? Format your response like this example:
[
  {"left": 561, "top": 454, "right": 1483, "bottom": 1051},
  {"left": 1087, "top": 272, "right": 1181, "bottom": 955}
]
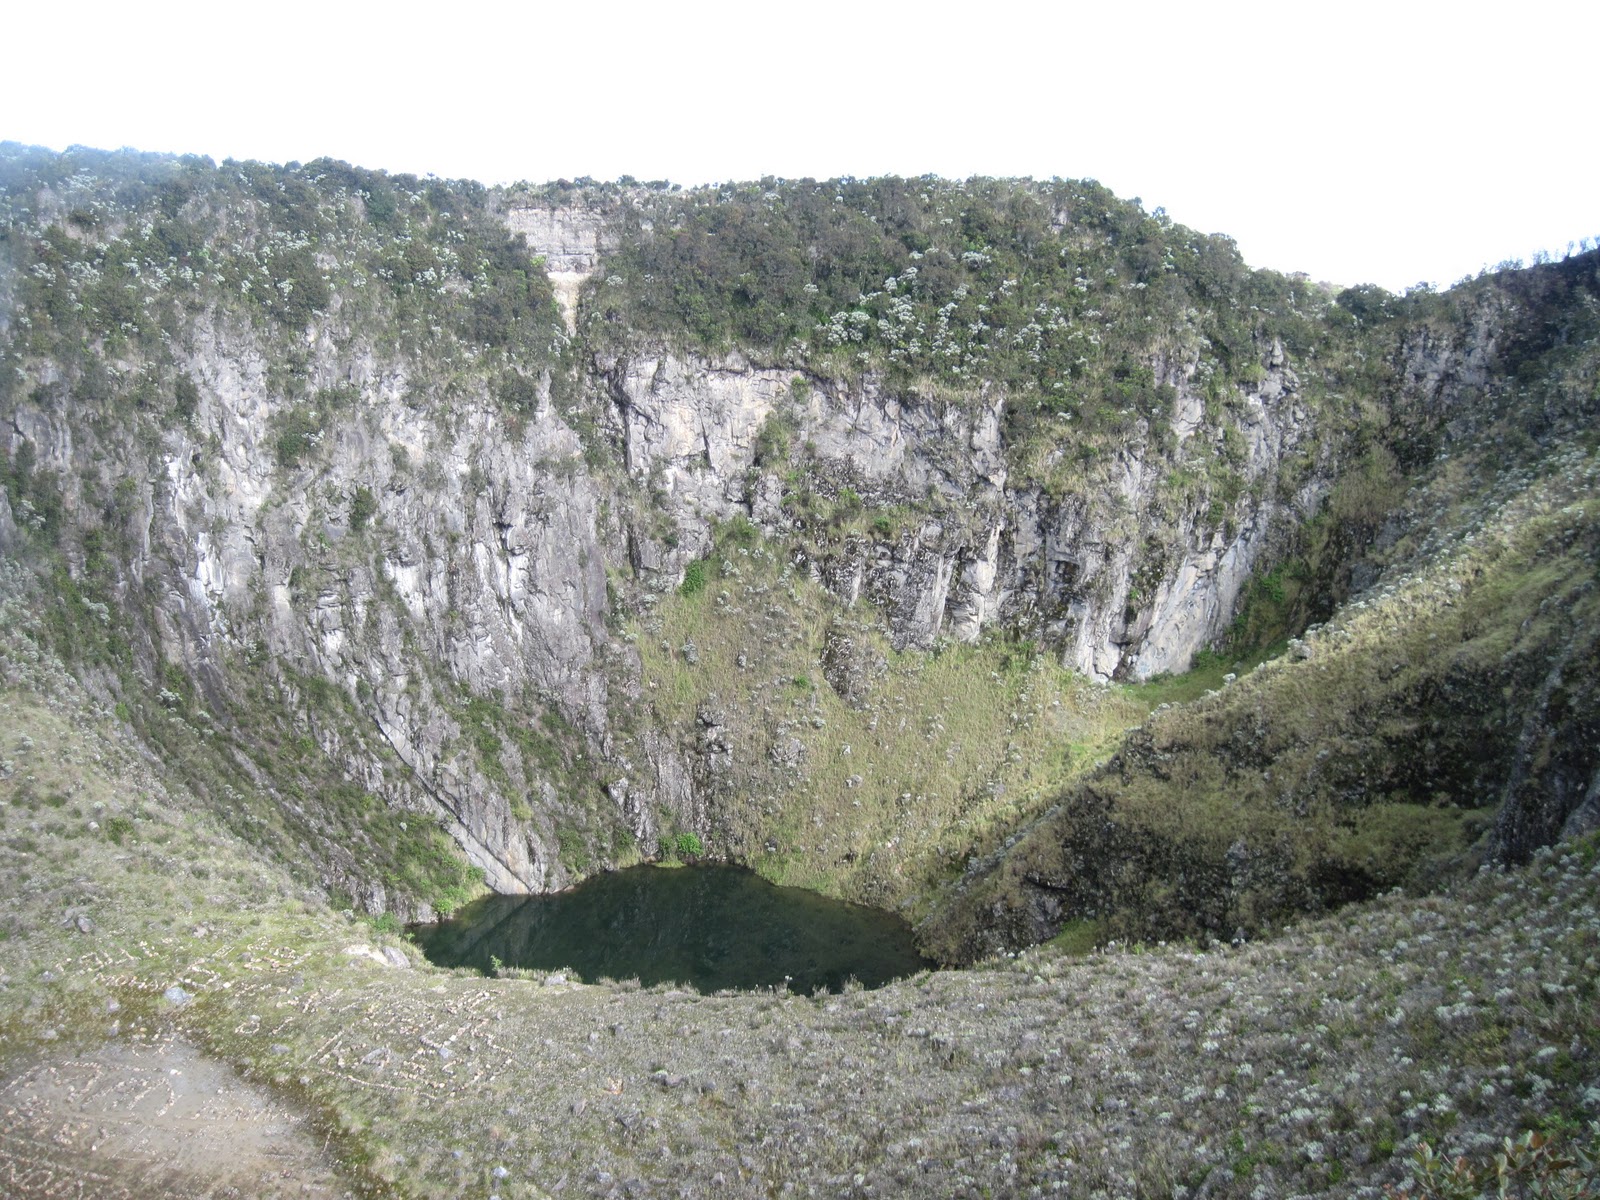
[
  {"left": 503, "top": 201, "right": 623, "bottom": 333},
  {"left": 4, "top": 309, "right": 633, "bottom": 906},
  {"left": 2, "top": 273, "right": 1331, "bottom": 911},
  {"left": 3, "top": 191, "right": 1479, "bottom": 915},
  {"left": 593, "top": 343, "right": 1322, "bottom": 682}
]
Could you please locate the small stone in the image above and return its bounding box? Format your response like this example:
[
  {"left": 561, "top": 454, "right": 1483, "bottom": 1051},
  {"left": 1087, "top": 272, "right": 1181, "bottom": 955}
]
[
  {"left": 382, "top": 946, "right": 410, "bottom": 969},
  {"left": 492, "top": 1165, "right": 509, "bottom": 1179},
  {"left": 163, "top": 985, "right": 193, "bottom": 1005},
  {"left": 437, "top": 1044, "right": 454, "bottom": 1060}
]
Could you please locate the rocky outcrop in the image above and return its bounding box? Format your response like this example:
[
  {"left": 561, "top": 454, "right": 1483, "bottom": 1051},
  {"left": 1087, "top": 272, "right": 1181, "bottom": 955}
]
[
  {"left": 591, "top": 344, "right": 1320, "bottom": 681},
  {"left": 503, "top": 201, "right": 623, "bottom": 333}
]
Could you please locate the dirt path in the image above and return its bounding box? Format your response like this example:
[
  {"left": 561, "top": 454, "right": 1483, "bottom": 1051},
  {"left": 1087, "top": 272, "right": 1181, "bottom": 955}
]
[{"left": 0, "top": 1036, "right": 355, "bottom": 1199}]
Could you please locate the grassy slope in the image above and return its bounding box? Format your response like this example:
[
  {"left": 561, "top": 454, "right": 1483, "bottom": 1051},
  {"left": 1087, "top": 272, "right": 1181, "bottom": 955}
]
[
  {"left": 2, "top": 602, "right": 1597, "bottom": 1197},
  {"left": 624, "top": 529, "right": 1200, "bottom": 919},
  {"left": 920, "top": 443, "right": 1600, "bottom": 961},
  {"left": 906, "top": 252, "right": 1600, "bottom": 961}
]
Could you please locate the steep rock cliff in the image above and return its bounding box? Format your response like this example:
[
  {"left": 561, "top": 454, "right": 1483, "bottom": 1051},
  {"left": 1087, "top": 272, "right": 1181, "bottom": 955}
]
[
  {"left": 4, "top": 146, "right": 1594, "bottom": 936},
  {"left": 7, "top": 312, "right": 629, "bottom": 901},
  {"left": 921, "top": 253, "right": 1600, "bottom": 958},
  {"left": 589, "top": 339, "right": 1322, "bottom": 682}
]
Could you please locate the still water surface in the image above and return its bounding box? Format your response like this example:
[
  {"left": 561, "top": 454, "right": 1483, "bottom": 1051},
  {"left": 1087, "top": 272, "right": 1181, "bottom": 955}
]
[{"left": 409, "top": 864, "right": 932, "bottom": 993}]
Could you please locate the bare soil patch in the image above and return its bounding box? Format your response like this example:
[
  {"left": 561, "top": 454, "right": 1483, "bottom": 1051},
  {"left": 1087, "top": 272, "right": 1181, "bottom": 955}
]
[{"left": 0, "top": 1035, "right": 353, "bottom": 1199}]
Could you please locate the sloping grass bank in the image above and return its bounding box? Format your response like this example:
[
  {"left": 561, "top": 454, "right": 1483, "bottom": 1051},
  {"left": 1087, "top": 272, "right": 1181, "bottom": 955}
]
[{"left": 2, "top": 651, "right": 1597, "bottom": 1197}]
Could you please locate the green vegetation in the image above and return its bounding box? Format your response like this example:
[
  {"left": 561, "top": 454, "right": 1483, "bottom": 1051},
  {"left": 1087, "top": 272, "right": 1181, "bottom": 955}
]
[
  {"left": 1043, "top": 917, "right": 1106, "bottom": 957},
  {"left": 2, "top": 144, "right": 1599, "bottom": 1197},
  {"left": 274, "top": 406, "right": 326, "bottom": 466},
  {"left": 348, "top": 485, "right": 377, "bottom": 530},
  {"left": 579, "top": 175, "right": 1364, "bottom": 499},
  {"left": 660, "top": 831, "right": 704, "bottom": 861},
  {"left": 587, "top": 177, "right": 1310, "bottom": 391},
  {"left": 1400, "top": 1126, "right": 1600, "bottom": 1200},
  {"left": 630, "top": 529, "right": 1154, "bottom": 914},
  {"left": 0, "top": 142, "right": 563, "bottom": 444},
  {"left": 678, "top": 559, "right": 707, "bottom": 597},
  {"left": 922, "top": 450, "right": 1600, "bottom": 958},
  {"left": 2, "top": 654, "right": 1596, "bottom": 1198},
  {"left": 557, "top": 826, "right": 590, "bottom": 873}
]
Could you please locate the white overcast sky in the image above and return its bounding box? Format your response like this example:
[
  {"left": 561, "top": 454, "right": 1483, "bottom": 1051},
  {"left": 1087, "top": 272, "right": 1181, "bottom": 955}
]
[{"left": 5, "top": 0, "right": 1595, "bottom": 291}]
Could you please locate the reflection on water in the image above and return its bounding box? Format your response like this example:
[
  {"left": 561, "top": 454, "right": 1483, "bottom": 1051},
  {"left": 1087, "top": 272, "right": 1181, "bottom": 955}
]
[{"left": 409, "top": 864, "right": 932, "bottom": 994}]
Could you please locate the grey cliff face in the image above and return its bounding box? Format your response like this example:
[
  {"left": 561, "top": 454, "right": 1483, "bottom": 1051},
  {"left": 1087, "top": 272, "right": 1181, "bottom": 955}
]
[
  {"left": 592, "top": 333, "right": 1319, "bottom": 682},
  {"left": 502, "top": 201, "right": 622, "bottom": 333},
  {"left": 8, "top": 308, "right": 630, "bottom": 906},
  {"left": 0, "top": 196, "right": 1372, "bottom": 913},
  {"left": 0, "top": 203, "right": 1337, "bottom": 911}
]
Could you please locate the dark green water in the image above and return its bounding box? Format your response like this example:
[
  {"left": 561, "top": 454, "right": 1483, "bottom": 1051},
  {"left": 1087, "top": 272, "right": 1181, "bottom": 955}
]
[{"left": 409, "top": 864, "right": 932, "bottom": 994}]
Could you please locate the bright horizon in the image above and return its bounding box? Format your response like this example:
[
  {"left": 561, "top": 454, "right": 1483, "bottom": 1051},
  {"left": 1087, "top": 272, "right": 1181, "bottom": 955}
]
[{"left": 5, "top": 1, "right": 1596, "bottom": 293}]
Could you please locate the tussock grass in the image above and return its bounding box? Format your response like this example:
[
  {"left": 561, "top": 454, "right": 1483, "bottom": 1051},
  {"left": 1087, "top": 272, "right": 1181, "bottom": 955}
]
[
  {"left": 628, "top": 536, "right": 1158, "bottom": 918},
  {"left": 923, "top": 445, "right": 1600, "bottom": 960},
  {"left": 3, "top": 635, "right": 1596, "bottom": 1198}
]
